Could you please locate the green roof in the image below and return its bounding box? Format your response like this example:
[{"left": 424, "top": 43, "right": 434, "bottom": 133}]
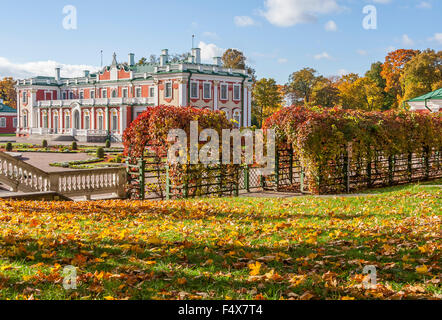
[
  {"left": 408, "top": 88, "right": 442, "bottom": 102},
  {"left": 0, "top": 103, "right": 16, "bottom": 113}
]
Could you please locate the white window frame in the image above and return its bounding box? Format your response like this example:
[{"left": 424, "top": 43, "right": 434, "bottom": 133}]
[
  {"left": 64, "top": 112, "right": 71, "bottom": 129},
  {"left": 164, "top": 82, "right": 172, "bottom": 99},
  {"left": 69, "top": 92, "right": 74, "bottom": 99},
  {"left": 111, "top": 110, "right": 118, "bottom": 131},
  {"left": 102, "top": 89, "right": 108, "bottom": 98},
  {"left": 0, "top": 117, "right": 6, "bottom": 128},
  {"left": 122, "top": 88, "right": 128, "bottom": 98},
  {"left": 135, "top": 87, "right": 142, "bottom": 98},
  {"left": 111, "top": 89, "right": 118, "bottom": 98},
  {"left": 233, "top": 84, "right": 241, "bottom": 101},
  {"left": 90, "top": 90, "right": 95, "bottom": 99},
  {"left": 84, "top": 112, "right": 90, "bottom": 130},
  {"left": 22, "top": 91, "right": 28, "bottom": 104},
  {"left": 13, "top": 117, "right": 17, "bottom": 128},
  {"left": 233, "top": 110, "right": 241, "bottom": 128},
  {"left": 149, "top": 87, "right": 155, "bottom": 97},
  {"left": 220, "top": 83, "right": 228, "bottom": 100},
  {"left": 203, "top": 82, "right": 212, "bottom": 100},
  {"left": 79, "top": 91, "right": 84, "bottom": 99},
  {"left": 62, "top": 92, "right": 67, "bottom": 100},
  {"left": 190, "top": 82, "right": 199, "bottom": 99}
]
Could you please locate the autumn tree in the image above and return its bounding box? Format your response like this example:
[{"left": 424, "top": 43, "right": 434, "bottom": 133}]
[
  {"left": 381, "top": 49, "right": 420, "bottom": 107},
  {"left": 309, "top": 77, "right": 340, "bottom": 108},
  {"left": 286, "top": 68, "right": 319, "bottom": 105},
  {"left": 0, "top": 77, "right": 16, "bottom": 109},
  {"left": 365, "top": 62, "right": 395, "bottom": 110},
  {"left": 222, "top": 49, "right": 247, "bottom": 70},
  {"left": 252, "top": 78, "right": 283, "bottom": 128},
  {"left": 338, "top": 74, "right": 384, "bottom": 111},
  {"left": 401, "top": 49, "right": 442, "bottom": 103}
]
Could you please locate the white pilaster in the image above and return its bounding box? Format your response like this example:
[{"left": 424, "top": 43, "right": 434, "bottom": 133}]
[{"left": 214, "top": 81, "right": 219, "bottom": 111}]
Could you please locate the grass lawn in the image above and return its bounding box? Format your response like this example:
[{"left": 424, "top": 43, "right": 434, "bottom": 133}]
[{"left": 0, "top": 182, "right": 440, "bottom": 300}]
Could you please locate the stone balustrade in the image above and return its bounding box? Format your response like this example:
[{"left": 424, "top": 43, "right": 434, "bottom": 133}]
[{"left": 0, "top": 151, "right": 126, "bottom": 199}]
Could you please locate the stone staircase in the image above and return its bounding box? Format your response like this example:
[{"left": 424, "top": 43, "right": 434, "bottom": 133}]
[{"left": 0, "top": 151, "right": 127, "bottom": 200}]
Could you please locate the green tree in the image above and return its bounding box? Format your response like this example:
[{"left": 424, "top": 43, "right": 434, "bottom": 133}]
[
  {"left": 252, "top": 78, "right": 283, "bottom": 128},
  {"left": 222, "top": 49, "right": 247, "bottom": 70},
  {"left": 286, "top": 68, "right": 319, "bottom": 105},
  {"left": 365, "top": 62, "right": 395, "bottom": 110},
  {"left": 401, "top": 49, "right": 442, "bottom": 103},
  {"left": 338, "top": 75, "right": 384, "bottom": 111},
  {"left": 310, "top": 77, "right": 340, "bottom": 108}
]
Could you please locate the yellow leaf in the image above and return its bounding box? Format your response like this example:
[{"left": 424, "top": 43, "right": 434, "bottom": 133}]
[
  {"left": 248, "top": 262, "right": 262, "bottom": 276},
  {"left": 416, "top": 265, "right": 428, "bottom": 274}
]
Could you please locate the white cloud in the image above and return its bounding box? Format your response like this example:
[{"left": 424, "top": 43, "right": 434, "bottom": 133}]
[
  {"left": 277, "top": 58, "right": 288, "bottom": 64},
  {"left": 198, "top": 41, "right": 225, "bottom": 62},
  {"left": 325, "top": 20, "right": 337, "bottom": 32},
  {"left": 402, "top": 34, "right": 414, "bottom": 46},
  {"left": 417, "top": 1, "right": 432, "bottom": 9},
  {"left": 0, "top": 56, "right": 99, "bottom": 79},
  {"left": 261, "top": 0, "right": 342, "bottom": 27},
  {"left": 234, "top": 16, "right": 256, "bottom": 27},
  {"left": 357, "top": 49, "right": 368, "bottom": 56},
  {"left": 314, "top": 52, "right": 332, "bottom": 60},
  {"left": 429, "top": 33, "right": 442, "bottom": 44}
]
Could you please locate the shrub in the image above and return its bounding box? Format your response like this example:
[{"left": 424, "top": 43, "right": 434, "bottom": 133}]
[
  {"left": 42, "top": 140, "right": 48, "bottom": 148},
  {"left": 71, "top": 141, "right": 78, "bottom": 150},
  {"left": 5, "top": 142, "right": 13, "bottom": 152},
  {"left": 105, "top": 139, "right": 111, "bottom": 148},
  {"left": 96, "top": 147, "right": 105, "bottom": 159}
]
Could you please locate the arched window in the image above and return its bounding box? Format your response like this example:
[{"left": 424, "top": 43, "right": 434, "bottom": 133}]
[
  {"left": 97, "top": 111, "right": 104, "bottom": 131},
  {"left": 233, "top": 110, "right": 241, "bottom": 128},
  {"left": 73, "top": 110, "right": 80, "bottom": 129},
  {"left": 53, "top": 111, "right": 59, "bottom": 133},
  {"left": 220, "top": 109, "right": 229, "bottom": 120},
  {"left": 112, "top": 89, "right": 118, "bottom": 98},
  {"left": 64, "top": 111, "right": 71, "bottom": 129},
  {"left": 111, "top": 110, "right": 118, "bottom": 132},
  {"left": 84, "top": 111, "right": 90, "bottom": 130},
  {"left": 42, "top": 111, "right": 48, "bottom": 128}
]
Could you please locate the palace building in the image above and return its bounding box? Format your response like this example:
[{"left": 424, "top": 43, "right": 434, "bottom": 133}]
[{"left": 15, "top": 48, "right": 253, "bottom": 142}]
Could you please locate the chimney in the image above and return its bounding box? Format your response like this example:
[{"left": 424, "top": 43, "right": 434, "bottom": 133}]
[
  {"left": 213, "top": 57, "right": 222, "bottom": 67},
  {"left": 160, "top": 49, "right": 169, "bottom": 67},
  {"left": 55, "top": 67, "right": 61, "bottom": 82},
  {"left": 83, "top": 70, "right": 90, "bottom": 77},
  {"left": 128, "top": 53, "right": 135, "bottom": 66},
  {"left": 192, "top": 48, "right": 201, "bottom": 64}
]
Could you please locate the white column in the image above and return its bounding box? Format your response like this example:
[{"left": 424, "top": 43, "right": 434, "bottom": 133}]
[
  {"left": 179, "top": 80, "right": 185, "bottom": 107},
  {"left": 155, "top": 84, "right": 159, "bottom": 106},
  {"left": 91, "top": 108, "right": 95, "bottom": 130},
  {"left": 247, "top": 89, "right": 252, "bottom": 127},
  {"left": 213, "top": 81, "right": 219, "bottom": 111},
  {"left": 119, "top": 106, "right": 125, "bottom": 135},
  {"left": 105, "top": 106, "right": 109, "bottom": 130},
  {"left": 16, "top": 91, "right": 20, "bottom": 133}
]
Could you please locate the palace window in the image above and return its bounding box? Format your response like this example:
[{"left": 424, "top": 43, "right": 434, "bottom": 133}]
[
  {"left": 22, "top": 92, "right": 27, "bottom": 104},
  {"left": 203, "top": 83, "right": 211, "bottom": 99},
  {"left": 112, "top": 90, "right": 118, "bottom": 98},
  {"left": 149, "top": 87, "right": 155, "bottom": 97},
  {"left": 233, "top": 85, "right": 241, "bottom": 101},
  {"left": 62, "top": 92, "right": 67, "bottom": 100},
  {"left": 190, "top": 82, "right": 198, "bottom": 99},
  {"left": 84, "top": 112, "right": 90, "bottom": 130},
  {"left": 111, "top": 111, "right": 118, "bottom": 132},
  {"left": 102, "top": 89, "right": 107, "bottom": 98},
  {"left": 136, "top": 87, "right": 142, "bottom": 98},
  {"left": 69, "top": 92, "right": 74, "bottom": 99},
  {"left": 220, "top": 84, "right": 228, "bottom": 100},
  {"left": 23, "top": 114, "right": 28, "bottom": 128},
  {"left": 165, "top": 82, "right": 172, "bottom": 99},
  {"left": 97, "top": 112, "right": 104, "bottom": 131},
  {"left": 122, "top": 88, "right": 128, "bottom": 98},
  {"left": 43, "top": 113, "right": 48, "bottom": 128},
  {"left": 0, "top": 118, "right": 6, "bottom": 128},
  {"left": 65, "top": 113, "right": 71, "bottom": 129},
  {"left": 233, "top": 110, "right": 241, "bottom": 128},
  {"left": 79, "top": 91, "right": 84, "bottom": 99},
  {"left": 90, "top": 90, "right": 95, "bottom": 99},
  {"left": 13, "top": 117, "right": 17, "bottom": 128}
]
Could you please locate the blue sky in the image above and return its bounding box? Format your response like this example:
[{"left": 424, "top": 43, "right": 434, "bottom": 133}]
[{"left": 0, "top": 0, "right": 440, "bottom": 83}]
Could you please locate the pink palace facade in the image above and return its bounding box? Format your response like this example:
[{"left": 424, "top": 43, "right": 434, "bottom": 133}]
[{"left": 15, "top": 48, "right": 253, "bottom": 142}]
